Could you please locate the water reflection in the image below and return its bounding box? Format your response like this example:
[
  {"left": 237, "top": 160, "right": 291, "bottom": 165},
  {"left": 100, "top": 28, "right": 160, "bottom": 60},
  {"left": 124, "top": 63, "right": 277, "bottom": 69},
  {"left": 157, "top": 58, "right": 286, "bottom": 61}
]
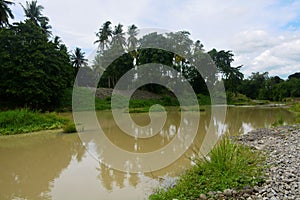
[
  {"left": 0, "top": 106, "right": 295, "bottom": 200},
  {"left": 0, "top": 131, "right": 84, "bottom": 200}
]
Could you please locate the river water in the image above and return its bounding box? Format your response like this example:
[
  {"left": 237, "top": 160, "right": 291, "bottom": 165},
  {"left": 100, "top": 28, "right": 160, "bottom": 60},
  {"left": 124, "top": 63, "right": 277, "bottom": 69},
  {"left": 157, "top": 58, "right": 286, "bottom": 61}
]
[{"left": 0, "top": 106, "right": 294, "bottom": 200}]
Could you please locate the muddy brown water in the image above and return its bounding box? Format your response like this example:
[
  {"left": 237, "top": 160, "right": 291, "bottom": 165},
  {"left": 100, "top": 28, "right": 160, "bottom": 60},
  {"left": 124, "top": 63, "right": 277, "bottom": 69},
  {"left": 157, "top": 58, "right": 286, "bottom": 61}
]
[{"left": 0, "top": 106, "right": 294, "bottom": 200}]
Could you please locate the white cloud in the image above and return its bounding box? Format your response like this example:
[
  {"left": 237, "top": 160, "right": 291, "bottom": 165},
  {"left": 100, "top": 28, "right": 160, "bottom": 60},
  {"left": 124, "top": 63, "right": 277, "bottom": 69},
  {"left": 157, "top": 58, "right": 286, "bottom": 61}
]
[
  {"left": 10, "top": 0, "right": 300, "bottom": 78},
  {"left": 232, "top": 30, "right": 300, "bottom": 78}
]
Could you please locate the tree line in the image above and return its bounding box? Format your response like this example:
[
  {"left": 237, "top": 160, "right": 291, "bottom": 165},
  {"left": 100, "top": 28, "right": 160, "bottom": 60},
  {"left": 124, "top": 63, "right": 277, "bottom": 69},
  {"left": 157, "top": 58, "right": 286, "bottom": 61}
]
[
  {"left": 86, "top": 21, "right": 244, "bottom": 96},
  {"left": 238, "top": 72, "right": 300, "bottom": 101},
  {"left": 0, "top": 0, "right": 299, "bottom": 111}
]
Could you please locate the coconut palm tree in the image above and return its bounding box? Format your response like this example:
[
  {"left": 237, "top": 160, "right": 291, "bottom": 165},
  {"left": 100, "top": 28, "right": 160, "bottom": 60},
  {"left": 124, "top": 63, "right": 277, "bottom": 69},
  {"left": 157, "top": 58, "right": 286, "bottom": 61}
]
[
  {"left": 127, "top": 24, "right": 139, "bottom": 51},
  {"left": 21, "top": 1, "right": 50, "bottom": 28},
  {"left": 111, "top": 23, "right": 126, "bottom": 49},
  {"left": 40, "top": 17, "right": 52, "bottom": 36},
  {"left": 0, "top": 0, "right": 14, "bottom": 27},
  {"left": 95, "top": 21, "right": 112, "bottom": 51},
  {"left": 53, "top": 36, "right": 62, "bottom": 48},
  {"left": 71, "top": 47, "right": 88, "bottom": 76},
  {"left": 53, "top": 35, "right": 67, "bottom": 51}
]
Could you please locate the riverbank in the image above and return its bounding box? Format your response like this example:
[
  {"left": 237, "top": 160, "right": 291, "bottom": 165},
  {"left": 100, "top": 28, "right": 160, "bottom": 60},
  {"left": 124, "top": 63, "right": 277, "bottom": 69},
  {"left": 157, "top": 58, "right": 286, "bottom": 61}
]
[
  {"left": 149, "top": 124, "right": 300, "bottom": 200},
  {"left": 233, "top": 125, "right": 300, "bottom": 200}
]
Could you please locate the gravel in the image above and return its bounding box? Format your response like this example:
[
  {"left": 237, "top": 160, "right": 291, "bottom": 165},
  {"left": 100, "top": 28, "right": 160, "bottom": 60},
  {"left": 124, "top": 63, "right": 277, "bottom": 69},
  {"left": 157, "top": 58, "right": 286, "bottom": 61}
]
[{"left": 198, "top": 124, "right": 300, "bottom": 200}]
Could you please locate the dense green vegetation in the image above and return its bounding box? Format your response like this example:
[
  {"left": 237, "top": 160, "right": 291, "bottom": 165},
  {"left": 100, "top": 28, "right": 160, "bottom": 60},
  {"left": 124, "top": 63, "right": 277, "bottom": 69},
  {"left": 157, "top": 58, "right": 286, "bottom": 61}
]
[
  {"left": 62, "top": 122, "right": 77, "bottom": 133},
  {"left": 0, "top": 0, "right": 74, "bottom": 111},
  {"left": 97, "top": 96, "right": 179, "bottom": 112},
  {"left": 238, "top": 72, "right": 300, "bottom": 101},
  {"left": 149, "top": 139, "right": 265, "bottom": 200},
  {"left": 93, "top": 21, "right": 244, "bottom": 97},
  {"left": 0, "top": 109, "right": 68, "bottom": 135},
  {"left": 289, "top": 102, "right": 300, "bottom": 123}
]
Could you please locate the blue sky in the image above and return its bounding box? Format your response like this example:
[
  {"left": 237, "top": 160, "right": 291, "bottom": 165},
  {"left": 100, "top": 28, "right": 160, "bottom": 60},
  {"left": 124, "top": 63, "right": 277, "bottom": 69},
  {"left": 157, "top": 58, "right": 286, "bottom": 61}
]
[{"left": 10, "top": 0, "right": 300, "bottom": 79}]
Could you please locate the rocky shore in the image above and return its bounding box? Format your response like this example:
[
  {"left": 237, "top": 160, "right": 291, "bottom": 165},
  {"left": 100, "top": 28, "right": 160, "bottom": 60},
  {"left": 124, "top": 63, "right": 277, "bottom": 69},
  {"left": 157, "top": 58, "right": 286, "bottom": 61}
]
[
  {"left": 238, "top": 125, "right": 299, "bottom": 200},
  {"left": 198, "top": 125, "right": 300, "bottom": 200}
]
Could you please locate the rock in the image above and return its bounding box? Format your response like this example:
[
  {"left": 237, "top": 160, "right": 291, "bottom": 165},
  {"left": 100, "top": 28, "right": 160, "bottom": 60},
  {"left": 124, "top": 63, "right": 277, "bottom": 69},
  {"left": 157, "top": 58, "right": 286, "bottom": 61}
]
[
  {"left": 223, "top": 188, "right": 232, "bottom": 196},
  {"left": 207, "top": 191, "right": 215, "bottom": 197},
  {"left": 235, "top": 125, "right": 300, "bottom": 199},
  {"left": 199, "top": 193, "right": 207, "bottom": 200}
]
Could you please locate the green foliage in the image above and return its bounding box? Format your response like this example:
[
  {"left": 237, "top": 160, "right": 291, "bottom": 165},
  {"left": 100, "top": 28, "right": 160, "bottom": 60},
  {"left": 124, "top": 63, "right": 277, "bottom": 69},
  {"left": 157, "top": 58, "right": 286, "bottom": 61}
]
[
  {"left": 71, "top": 47, "right": 88, "bottom": 77},
  {"left": 0, "top": 109, "right": 68, "bottom": 135},
  {"left": 56, "top": 88, "right": 73, "bottom": 112},
  {"left": 226, "top": 92, "right": 253, "bottom": 105},
  {"left": 149, "top": 138, "right": 265, "bottom": 200},
  {"left": 94, "top": 22, "right": 243, "bottom": 96},
  {"left": 0, "top": 0, "right": 14, "bottom": 27},
  {"left": 197, "top": 94, "right": 211, "bottom": 105},
  {"left": 63, "top": 122, "right": 77, "bottom": 133},
  {"left": 272, "top": 114, "right": 284, "bottom": 127},
  {"left": 95, "top": 98, "right": 112, "bottom": 110},
  {"left": 238, "top": 72, "right": 300, "bottom": 101},
  {"left": 127, "top": 97, "right": 179, "bottom": 113},
  {"left": 0, "top": 21, "right": 74, "bottom": 111},
  {"left": 289, "top": 102, "right": 300, "bottom": 123}
]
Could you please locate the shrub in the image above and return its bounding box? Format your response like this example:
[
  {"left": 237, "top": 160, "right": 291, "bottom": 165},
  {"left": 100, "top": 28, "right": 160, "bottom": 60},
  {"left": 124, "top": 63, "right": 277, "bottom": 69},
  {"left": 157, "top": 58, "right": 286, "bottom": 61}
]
[
  {"left": 0, "top": 109, "right": 68, "bottom": 135},
  {"left": 63, "top": 123, "right": 77, "bottom": 133}
]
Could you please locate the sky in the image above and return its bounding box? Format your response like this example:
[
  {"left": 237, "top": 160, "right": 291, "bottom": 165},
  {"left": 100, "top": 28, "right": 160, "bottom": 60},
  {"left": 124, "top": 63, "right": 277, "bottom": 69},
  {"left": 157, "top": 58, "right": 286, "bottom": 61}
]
[{"left": 10, "top": 0, "right": 300, "bottom": 79}]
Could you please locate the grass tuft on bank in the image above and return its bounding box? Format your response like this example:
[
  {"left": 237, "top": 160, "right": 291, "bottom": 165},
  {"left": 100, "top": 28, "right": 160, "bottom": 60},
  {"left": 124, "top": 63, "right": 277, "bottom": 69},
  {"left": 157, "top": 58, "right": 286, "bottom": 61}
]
[
  {"left": 0, "top": 109, "right": 68, "bottom": 135},
  {"left": 149, "top": 138, "right": 265, "bottom": 200},
  {"left": 289, "top": 102, "right": 300, "bottom": 123}
]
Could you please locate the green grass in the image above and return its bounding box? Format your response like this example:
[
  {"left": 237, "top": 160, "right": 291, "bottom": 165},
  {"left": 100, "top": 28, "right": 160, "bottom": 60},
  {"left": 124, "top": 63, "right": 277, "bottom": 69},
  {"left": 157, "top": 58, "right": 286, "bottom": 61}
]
[
  {"left": 272, "top": 114, "right": 285, "bottom": 127},
  {"left": 62, "top": 122, "right": 77, "bottom": 133},
  {"left": 95, "top": 95, "right": 180, "bottom": 112},
  {"left": 149, "top": 138, "right": 265, "bottom": 200},
  {"left": 55, "top": 87, "right": 213, "bottom": 112},
  {"left": 0, "top": 109, "right": 68, "bottom": 135},
  {"left": 289, "top": 102, "right": 300, "bottom": 123}
]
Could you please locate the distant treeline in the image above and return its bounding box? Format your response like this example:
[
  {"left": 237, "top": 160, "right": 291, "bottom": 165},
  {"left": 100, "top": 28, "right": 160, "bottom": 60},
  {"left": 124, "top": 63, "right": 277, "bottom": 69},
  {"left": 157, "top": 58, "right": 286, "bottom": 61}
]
[{"left": 238, "top": 72, "right": 300, "bottom": 101}]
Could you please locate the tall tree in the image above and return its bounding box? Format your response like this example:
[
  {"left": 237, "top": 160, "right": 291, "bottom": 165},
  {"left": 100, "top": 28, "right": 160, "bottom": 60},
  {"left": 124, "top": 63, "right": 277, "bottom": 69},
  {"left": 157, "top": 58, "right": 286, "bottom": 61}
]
[
  {"left": 0, "top": 0, "right": 14, "bottom": 27},
  {"left": 95, "top": 21, "right": 112, "bottom": 51},
  {"left": 71, "top": 47, "right": 88, "bottom": 76},
  {"left": 127, "top": 24, "right": 139, "bottom": 51},
  {"left": 21, "top": 0, "right": 46, "bottom": 25},
  {"left": 0, "top": 21, "right": 73, "bottom": 110},
  {"left": 21, "top": 0, "right": 51, "bottom": 36},
  {"left": 111, "top": 23, "right": 126, "bottom": 49},
  {"left": 40, "top": 18, "right": 52, "bottom": 36},
  {"left": 224, "top": 65, "right": 244, "bottom": 94}
]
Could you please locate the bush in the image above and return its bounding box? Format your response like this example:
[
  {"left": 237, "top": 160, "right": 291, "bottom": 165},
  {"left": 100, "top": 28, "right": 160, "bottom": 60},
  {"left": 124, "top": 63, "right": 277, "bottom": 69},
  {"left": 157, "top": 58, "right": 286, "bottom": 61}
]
[
  {"left": 197, "top": 94, "right": 211, "bottom": 105},
  {"left": 0, "top": 109, "right": 68, "bottom": 135},
  {"left": 63, "top": 123, "right": 77, "bottom": 133},
  {"left": 149, "top": 138, "right": 265, "bottom": 200}
]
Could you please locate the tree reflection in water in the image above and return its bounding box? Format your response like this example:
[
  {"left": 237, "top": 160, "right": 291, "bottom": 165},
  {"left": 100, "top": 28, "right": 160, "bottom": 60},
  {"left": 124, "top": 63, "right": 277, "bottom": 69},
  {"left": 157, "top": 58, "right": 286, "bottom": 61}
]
[{"left": 0, "top": 131, "right": 84, "bottom": 200}]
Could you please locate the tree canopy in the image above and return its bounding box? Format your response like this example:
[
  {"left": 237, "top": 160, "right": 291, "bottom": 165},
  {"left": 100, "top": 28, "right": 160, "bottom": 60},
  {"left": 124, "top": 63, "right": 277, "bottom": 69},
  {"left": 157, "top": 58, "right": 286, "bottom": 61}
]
[
  {"left": 0, "top": 0, "right": 14, "bottom": 27},
  {"left": 0, "top": 17, "right": 73, "bottom": 110}
]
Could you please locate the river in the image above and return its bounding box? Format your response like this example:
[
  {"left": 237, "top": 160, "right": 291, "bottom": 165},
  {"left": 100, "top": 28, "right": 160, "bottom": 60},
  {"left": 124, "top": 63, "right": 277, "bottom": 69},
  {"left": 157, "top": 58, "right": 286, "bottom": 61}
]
[{"left": 0, "top": 106, "right": 294, "bottom": 200}]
